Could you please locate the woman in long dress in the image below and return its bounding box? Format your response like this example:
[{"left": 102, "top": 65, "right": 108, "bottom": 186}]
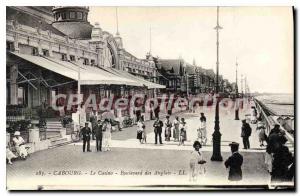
[
  {"left": 250, "top": 106, "right": 258, "bottom": 124},
  {"left": 102, "top": 119, "right": 112, "bottom": 151},
  {"left": 172, "top": 116, "right": 180, "bottom": 141},
  {"left": 257, "top": 121, "right": 267, "bottom": 147},
  {"left": 164, "top": 116, "right": 172, "bottom": 141},
  {"left": 189, "top": 141, "right": 206, "bottom": 182},
  {"left": 136, "top": 118, "right": 144, "bottom": 144},
  {"left": 179, "top": 118, "right": 187, "bottom": 146},
  {"left": 198, "top": 113, "right": 207, "bottom": 145}
]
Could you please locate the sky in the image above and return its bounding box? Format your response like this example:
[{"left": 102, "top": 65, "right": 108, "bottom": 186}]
[{"left": 88, "top": 6, "right": 294, "bottom": 94}]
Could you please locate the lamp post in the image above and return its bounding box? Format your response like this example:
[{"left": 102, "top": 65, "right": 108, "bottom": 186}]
[
  {"left": 241, "top": 74, "right": 244, "bottom": 98},
  {"left": 211, "top": 6, "right": 223, "bottom": 162},
  {"left": 235, "top": 60, "right": 239, "bottom": 120}
]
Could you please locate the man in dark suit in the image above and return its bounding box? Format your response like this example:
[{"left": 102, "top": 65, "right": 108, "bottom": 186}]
[
  {"left": 94, "top": 120, "right": 103, "bottom": 152},
  {"left": 80, "top": 122, "right": 92, "bottom": 152},
  {"left": 241, "top": 120, "right": 252, "bottom": 149},
  {"left": 153, "top": 117, "right": 163, "bottom": 144},
  {"left": 225, "top": 142, "right": 243, "bottom": 181}
]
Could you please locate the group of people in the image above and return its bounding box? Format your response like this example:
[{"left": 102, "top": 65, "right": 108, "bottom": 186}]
[
  {"left": 152, "top": 116, "right": 188, "bottom": 145},
  {"left": 6, "top": 131, "right": 29, "bottom": 165},
  {"left": 265, "top": 124, "right": 294, "bottom": 183},
  {"left": 189, "top": 140, "right": 244, "bottom": 182},
  {"left": 136, "top": 112, "right": 208, "bottom": 146},
  {"left": 80, "top": 118, "right": 113, "bottom": 153}
]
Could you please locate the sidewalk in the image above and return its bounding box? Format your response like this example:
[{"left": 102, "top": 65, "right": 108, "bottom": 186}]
[
  {"left": 7, "top": 101, "right": 272, "bottom": 190},
  {"left": 110, "top": 102, "right": 265, "bottom": 153},
  {"left": 7, "top": 145, "right": 270, "bottom": 189}
]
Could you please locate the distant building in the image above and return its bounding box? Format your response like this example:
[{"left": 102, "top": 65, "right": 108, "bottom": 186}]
[
  {"left": 154, "top": 57, "right": 234, "bottom": 95},
  {"left": 154, "top": 58, "right": 186, "bottom": 94}
]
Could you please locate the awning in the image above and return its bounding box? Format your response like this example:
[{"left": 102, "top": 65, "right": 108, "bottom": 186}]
[
  {"left": 104, "top": 67, "right": 166, "bottom": 89},
  {"left": 9, "top": 52, "right": 143, "bottom": 87}
]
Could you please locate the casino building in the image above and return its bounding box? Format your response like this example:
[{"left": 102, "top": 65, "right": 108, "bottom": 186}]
[{"left": 6, "top": 6, "right": 164, "bottom": 122}]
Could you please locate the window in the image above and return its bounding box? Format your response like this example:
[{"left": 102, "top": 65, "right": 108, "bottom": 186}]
[
  {"left": 62, "top": 53, "right": 67, "bottom": 61},
  {"left": 70, "top": 55, "right": 76, "bottom": 62},
  {"left": 42, "top": 49, "right": 49, "bottom": 57},
  {"left": 61, "top": 12, "right": 67, "bottom": 20},
  {"left": 77, "top": 12, "right": 83, "bottom": 20},
  {"left": 83, "top": 58, "right": 89, "bottom": 65},
  {"left": 17, "top": 87, "right": 24, "bottom": 105},
  {"left": 32, "top": 47, "right": 39, "bottom": 56},
  {"left": 69, "top": 11, "right": 76, "bottom": 19},
  {"left": 83, "top": 13, "right": 87, "bottom": 21},
  {"left": 6, "top": 41, "right": 14, "bottom": 52}
]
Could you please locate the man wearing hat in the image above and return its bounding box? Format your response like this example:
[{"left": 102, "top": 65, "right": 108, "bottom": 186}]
[
  {"left": 225, "top": 142, "right": 243, "bottom": 181},
  {"left": 241, "top": 119, "right": 252, "bottom": 149},
  {"left": 80, "top": 122, "right": 92, "bottom": 152},
  {"left": 93, "top": 120, "right": 103, "bottom": 152},
  {"left": 153, "top": 117, "right": 163, "bottom": 144}
]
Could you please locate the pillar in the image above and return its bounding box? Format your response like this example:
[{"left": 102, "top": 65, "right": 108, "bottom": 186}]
[{"left": 10, "top": 64, "right": 18, "bottom": 105}]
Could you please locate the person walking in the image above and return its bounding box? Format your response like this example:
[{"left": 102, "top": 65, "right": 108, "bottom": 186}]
[
  {"left": 271, "top": 137, "right": 293, "bottom": 183},
  {"left": 198, "top": 113, "right": 207, "bottom": 145},
  {"left": 241, "top": 119, "right": 252, "bottom": 149},
  {"left": 164, "top": 116, "right": 172, "bottom": 141},
  {"left": 256, "top": 121, "right": 267, "bottom": 147},
  {"left": 94, "top": 120, "right": 103, "bottom": 152},
  {"left": 224, "top": 142, "right": 243, "bottom": 181},
  {"left": 137, "top": 118, "right": 144, "bottom": 144},
  {"left": 189, "top": 141, "right": 206, "bottom": 182},
  {"left": 141, "top": 118, "right": 147, "bottom": 144},
  {"left": 172, "top": 116, "right": 180, "bottom": 142},
  {"left": 250, "top": 106, "right": 258, "bottom": 124},
  {"left": 102, "top": 119, "right": 112, "bottom": 151},
  {"left": 265, "top": 124, "right": 288, "bottom": 173},
  {"left": 267, "top": 124, "right": 287, "bottom": 154},
  {"left": 153, "top": 117, "right": 163, "bottom": 145},
  {"left": 80, "top": 122, "right": 92, "bottom": 152},
  {"left": 179, "top": 118, "right": 187, "bottom": 146}
]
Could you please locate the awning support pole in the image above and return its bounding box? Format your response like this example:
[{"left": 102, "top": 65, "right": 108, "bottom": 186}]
[{"left": 18, "top": 71, "right": 37, "bottom": 90}]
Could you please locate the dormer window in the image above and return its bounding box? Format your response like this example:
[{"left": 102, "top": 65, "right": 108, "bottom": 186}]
[
  {"left": 42, "top": 49, "right": 49, "bottom": 57},
  {"left": 61, "top": 12, "right": 67, "bottom": 20},
  {"left": 70, "top": 55, "right": 76, "bottom": 62},
  {"left": 70, "top": 11, "right": 76, "bottom": 19},
  {"left": 77, "top": 12, "right": 83, "bottom": 20},
  {"left": 62, "top": 53, "right": 68, "bottom": 61},
  {"left": 32, "top": 47, "right": 39, "bottom": 56},
  {"left": 83, "top": 58, "right": 89, "bottom": 65},
  {"left": 6, "top": 41, "right": 14, "bottom": 52}
]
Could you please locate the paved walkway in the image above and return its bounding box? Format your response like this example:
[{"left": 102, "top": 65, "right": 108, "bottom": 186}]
[
  {"left": 7, "top": 146, "right": 269, "bottom": 190},
  {"left": 7, "top": 101, "right": 272, "bottom": 190},
  {"left": 101, "top": 101, "right": 264, "bottom": 152}
]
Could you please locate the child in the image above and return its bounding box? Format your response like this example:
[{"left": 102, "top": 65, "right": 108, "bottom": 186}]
[{"left": 190, "top": 141, "right": 206, "bottom": 182}]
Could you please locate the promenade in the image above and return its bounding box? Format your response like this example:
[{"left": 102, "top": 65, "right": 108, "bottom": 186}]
[{"left": 7, "top": 101, "right": 271, "bottom": 190}]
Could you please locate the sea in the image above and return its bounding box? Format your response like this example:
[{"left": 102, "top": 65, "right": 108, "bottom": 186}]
[{"left": 255, "top": 94, "right": 294, "bottom": 116}]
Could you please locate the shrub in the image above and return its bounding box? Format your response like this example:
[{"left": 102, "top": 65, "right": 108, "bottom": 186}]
[
  {"left": 6, "top": 120, "right": 31, "bottom": 134},
  {"left": 61, "top": 116, "right": 73, "bottom": 128}
]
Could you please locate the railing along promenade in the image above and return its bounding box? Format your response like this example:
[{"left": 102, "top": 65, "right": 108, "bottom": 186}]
[{"left": 253, "top": 98, "right": 294, "bottom": 144}]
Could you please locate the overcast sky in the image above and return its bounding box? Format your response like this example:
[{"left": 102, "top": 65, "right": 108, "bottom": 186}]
[{"left": 88, "top": 7, "right": 293, "bottom": 94}]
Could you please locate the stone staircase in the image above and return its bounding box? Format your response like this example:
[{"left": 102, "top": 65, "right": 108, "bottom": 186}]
[{"left": 46, "top": 120, "right": 71, "bottom": 148}]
